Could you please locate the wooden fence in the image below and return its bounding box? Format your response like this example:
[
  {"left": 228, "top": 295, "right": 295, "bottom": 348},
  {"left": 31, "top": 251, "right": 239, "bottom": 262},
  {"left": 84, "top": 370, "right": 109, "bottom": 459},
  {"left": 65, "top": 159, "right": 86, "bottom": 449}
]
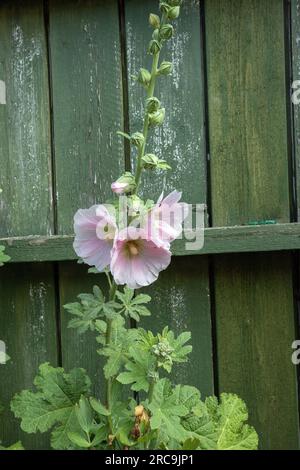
[{"left": 0, "top": 0, "right": 300, "bottom": 450}]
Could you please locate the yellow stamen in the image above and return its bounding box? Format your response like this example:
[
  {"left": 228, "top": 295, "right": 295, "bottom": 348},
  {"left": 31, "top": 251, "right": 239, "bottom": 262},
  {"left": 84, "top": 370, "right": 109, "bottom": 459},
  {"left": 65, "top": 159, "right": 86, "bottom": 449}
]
[{"left": 128, "top": 242, "right": 139, "bottom": 256}]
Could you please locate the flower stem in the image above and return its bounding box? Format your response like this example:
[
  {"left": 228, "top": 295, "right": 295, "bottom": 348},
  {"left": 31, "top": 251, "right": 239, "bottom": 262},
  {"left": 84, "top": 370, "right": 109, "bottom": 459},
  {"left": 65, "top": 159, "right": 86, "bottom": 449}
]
[
  {"left": 105, "top": 281, "right": 117, "bottom": 433},
  {"left": 134, "top": 14, "right": 166, "bottom": 193}
]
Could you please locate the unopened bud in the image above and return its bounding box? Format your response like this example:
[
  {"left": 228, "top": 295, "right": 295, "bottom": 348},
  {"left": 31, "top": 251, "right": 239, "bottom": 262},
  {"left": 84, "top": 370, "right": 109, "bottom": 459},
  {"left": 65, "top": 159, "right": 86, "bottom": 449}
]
[
  {"left": 157, "top": 61, "right": 173, "bottom": 76},
  {"left": 149, "top": 13, "right": 160, "bottom": 29},
  {"left": 168, "top": 6, "right": 180, "bottom": 20},
  {"left": 159, "top": 24, "right": 174, "bottom": 40},
  {"left": 160, "top": 2, "right": 171, "bottom": 14},
  {"left": 148, "top": 108, "right": 165, "bottom": 127},
  {"left": 137, "top": 68, "right": 151, "bottom": 87},
  {"left": 146, "top": 97, "right": 161, "bottom": 113},
  {"left": 130, "top": 132, "right": 145, "bottom": 148},
  {"left": 111, "top": 172, "right": 136, "bottom": 194},
  {"left": 167, "top": 0, "right": 183, "bottom": 6},
  {"left": 148, "top": 39, "right": 161, "bottom": 55},
  {"left": 135, "top": 405, "right": 144, "bottom": 417}
]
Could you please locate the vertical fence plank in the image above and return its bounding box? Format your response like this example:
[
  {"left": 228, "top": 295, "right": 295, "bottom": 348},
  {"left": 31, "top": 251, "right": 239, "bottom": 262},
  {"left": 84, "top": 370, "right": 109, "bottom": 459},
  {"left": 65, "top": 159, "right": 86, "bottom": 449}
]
[
  {"left": 124, "top": 0, "right": 214, "bottom": 395},
  {"left": 292, "top": 0, "right": 300, "bottom": 217},
  {"left": 58, "top": 264, "right": 108, "bottom": 400},
  {"left": 49, "top": 0, "right": 125, "bottom": 235},
  {"left": 0, "top": 0, "right": 59, "bottom": 450},
  {"left": 0, "top": 0, "right": 53, "bottom": 237},
  {"left": 0, "top": 264, "right": 58, "bottom": 449},
  {"left": 48, "top": 0, "right": 125, "bottom": 383},
  {"left": 206, "top": 0, "right": 299, "bottom": 449}
]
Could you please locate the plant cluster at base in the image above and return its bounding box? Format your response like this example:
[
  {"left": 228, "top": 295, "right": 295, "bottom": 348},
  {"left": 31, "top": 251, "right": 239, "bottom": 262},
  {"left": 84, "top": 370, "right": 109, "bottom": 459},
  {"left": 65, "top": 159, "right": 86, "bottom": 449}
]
[{"left": 8, "top": 0, "right": 259, "bottom": 450}]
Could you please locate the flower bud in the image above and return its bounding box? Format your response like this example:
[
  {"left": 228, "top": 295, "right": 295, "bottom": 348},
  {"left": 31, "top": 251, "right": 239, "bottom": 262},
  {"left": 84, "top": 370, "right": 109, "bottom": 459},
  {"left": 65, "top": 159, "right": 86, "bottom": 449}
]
[
  {"left": 159, "top": 24, "right": 174, "bottom": 40},
  {"left": 157, "top": 61, "right": 173, "bottom": 76},
  {"left": 167, "top": 0, "right": 183, "bottom": 6},
  {"left": 149, "top": 13, "right": 160, "bottom": 29},
  {"left": 148, "top": 108, "right": 165, "bottom": 127},
  {"left": 137, "top": 68, "right": 151, "bottom": 87},
  {"left": 134, "top": 405, "right": 144, "bottom": 417},
  {"left": 168, "top": 6, "right": 180, "bottom": 20},
  {"left": 130, "top": 132, "right": 145, "bottom": 148},
  {"left": 146, "top": 97, "right": 161, "bottom": 113},
  {"left": 142, "top": 154, "right": 159, "bottom": 169},
  {"left": 160, "top": 2, "right": 171, "bottom": 14},
  {"left": 148, "top": 39, "right": 161, "bottom": 55},
  {"left": 111, "top": 172, "right": 136, "bottom": 194}
]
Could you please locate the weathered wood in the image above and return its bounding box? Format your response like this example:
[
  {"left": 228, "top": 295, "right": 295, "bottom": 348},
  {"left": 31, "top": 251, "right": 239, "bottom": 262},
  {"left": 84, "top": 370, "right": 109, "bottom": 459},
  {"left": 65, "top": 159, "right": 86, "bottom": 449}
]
[
  {"left": 125, "top": 0, "right": 206, "bottom": 205},
  {"left": 0, "top": 263, "right": 58, "bottom": 450},
  {"left": 206, "top": 0, "right": 299, "bottom": 449},
  {"left": 48, "top": 0, "right": 125, "bottom": 388},
  {"left": 0, "top": 0, "right": 53, "bottom": 236},
  {"left": 292, "top": 0, "right": 300, "bottom": 219},
  {"left": 48, "top": 0, "right": 125, "bottom": 234},
  {"left": 3, "top": 223, "right": 300, "bottom": 262},
  {"left": 58, "top": 262, "right": 107, "bottom": 400},
  {"left": 124, "top": 0, "right": 213, "bottom": 395}
]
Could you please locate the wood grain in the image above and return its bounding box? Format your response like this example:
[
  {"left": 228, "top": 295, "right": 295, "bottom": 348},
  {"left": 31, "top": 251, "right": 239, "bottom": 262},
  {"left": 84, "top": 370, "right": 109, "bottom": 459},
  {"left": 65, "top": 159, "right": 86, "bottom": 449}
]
[
  {"left": 0, "top": 0, "right": 53, "bottom": 237},
  {"left": 124, "top": 0, "right": 214, "bottom": 395},
  {"left": 48, "top": 0, "right": 125, "bottom": 235},
  {"left": 206, "top": 0, "right": 299, "bottom": 449},
  {"left": 0, "top": 263, "right": 58, "bottom": 450}
]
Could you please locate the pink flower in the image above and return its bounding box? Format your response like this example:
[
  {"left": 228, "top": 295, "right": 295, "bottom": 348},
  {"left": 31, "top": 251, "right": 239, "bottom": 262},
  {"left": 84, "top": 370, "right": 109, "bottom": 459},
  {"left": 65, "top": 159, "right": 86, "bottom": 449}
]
[
  {"left": 111, "top": 181, "right": 128, "bottom": 194},
  {"left": 110, "top": 227, "right": 171, "bottom": 289},
  {"left": 73, "top": 205, "right": 117, "bottom": 272},
  {"left": 145, "top": 191, "right": 188, "bottom": 246}
]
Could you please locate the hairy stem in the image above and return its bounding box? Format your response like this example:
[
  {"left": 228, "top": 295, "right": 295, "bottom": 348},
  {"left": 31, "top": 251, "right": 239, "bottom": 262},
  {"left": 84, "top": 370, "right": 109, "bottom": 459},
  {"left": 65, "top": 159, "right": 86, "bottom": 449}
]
[
  {"left": 105, "top": 281, "right": 117, "bottom": 433},
  {"left": 134, "top": 14, "right": 166, "bottom": 193}
]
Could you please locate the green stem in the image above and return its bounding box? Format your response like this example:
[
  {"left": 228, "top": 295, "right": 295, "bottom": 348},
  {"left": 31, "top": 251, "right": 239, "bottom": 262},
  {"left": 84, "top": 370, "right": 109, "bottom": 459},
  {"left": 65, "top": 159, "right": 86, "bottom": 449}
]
[
  {"left": 105, "top": 281, "right": 117, "bottom": 433},
  {"left": 134, "top": 14, "right": 166, "bottom": 193}
]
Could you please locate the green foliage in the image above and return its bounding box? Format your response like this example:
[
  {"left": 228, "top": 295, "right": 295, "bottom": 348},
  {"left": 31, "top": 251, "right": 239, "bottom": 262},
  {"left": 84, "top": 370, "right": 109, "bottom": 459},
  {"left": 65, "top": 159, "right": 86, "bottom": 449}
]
[
  {"left": 0, "top": 245, "right": 10, "bottom": 266},
  {"left": 11, "top": 363, "right": 91, "bottom": 449},
  {"left": 9, "top": 0, "right": 259, "bottom": 452},
  {"left": 65, "top": 285, "right": 120, "bottom": 334},
  {"left": 115, "top": 287, "right": 151, "bottom": 322},
  {"left": 182, "top": 393, "right": 258, "bottom": 450}
]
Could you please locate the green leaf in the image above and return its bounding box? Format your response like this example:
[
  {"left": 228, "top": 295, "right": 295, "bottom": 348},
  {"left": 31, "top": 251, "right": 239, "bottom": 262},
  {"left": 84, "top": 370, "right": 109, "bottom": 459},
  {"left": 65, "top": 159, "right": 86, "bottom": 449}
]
[
  {"left": 212, "top": 394, "right": 259, "bottom": 450},
  {"left": 117, "top": 348, "right": 155, "bottom": 392},
  {"left": 90, "top": 397, "right": 110, "bottom": 417},
  {"left": 67, "top": 432, "right": 91, "bottom": 449},
  {"left": 116, "top": 287, "right": 151, "bottom": 322},
  {"left": 0, "top": 441, "right": 24, "bottom": 451},
  {"left": 0, "top": 245, "right": 10, "bottom": 266},
  {"left": 148, "top": 379, "right": 189, "bottom": 443},
  {"left": 100, "top": 318, "right": 140, "bottom": 379},
  {"left": 117, "top": 131, "right": 131, "bottom": 140},
  {"left": 75, "top": 396, "right": 93, "bottom": 434},
  {"left": 11, "top": 363, "right": 91, "bottom": 450}
]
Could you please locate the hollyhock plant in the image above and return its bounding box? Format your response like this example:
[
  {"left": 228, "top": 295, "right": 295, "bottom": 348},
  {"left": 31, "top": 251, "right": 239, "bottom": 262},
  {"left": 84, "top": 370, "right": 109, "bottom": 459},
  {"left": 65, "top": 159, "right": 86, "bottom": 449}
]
[
  {"left": 11, "top": 0, "right": 258, "bottom": 451},
  {"left": 73, "top": 204, "right": 117, "bottom": 272},
  {"left": 110, "top": 227, "right": 171, "bottom": 289}
]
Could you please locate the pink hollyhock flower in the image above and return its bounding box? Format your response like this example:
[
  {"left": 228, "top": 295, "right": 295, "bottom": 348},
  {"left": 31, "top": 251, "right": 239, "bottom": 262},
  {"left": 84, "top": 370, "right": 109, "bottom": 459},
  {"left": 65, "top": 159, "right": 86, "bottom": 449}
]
[
  {"left": 110, "top": 227, "right": 171, "bottom": 289},
  {"left": 111, "top": 181, "right": 128, "bottom": 194},
  {"left": 145, "top": 190, "right": 189, "bottom": 246},
  {"left": 73, "top": 205, "right": 117, "bottom": 272}
]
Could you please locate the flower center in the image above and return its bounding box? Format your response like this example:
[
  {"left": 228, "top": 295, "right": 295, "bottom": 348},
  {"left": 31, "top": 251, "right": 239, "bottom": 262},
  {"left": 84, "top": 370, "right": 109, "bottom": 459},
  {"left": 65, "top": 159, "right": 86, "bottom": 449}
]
[{"left": 127, "top": 241, "right": 139, "bottom": 256}]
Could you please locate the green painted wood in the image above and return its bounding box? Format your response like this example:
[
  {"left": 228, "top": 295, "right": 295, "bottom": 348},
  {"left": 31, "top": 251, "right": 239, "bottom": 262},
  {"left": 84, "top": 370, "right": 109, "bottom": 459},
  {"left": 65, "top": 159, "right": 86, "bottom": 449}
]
[
  {"left": 3, "top": 223, "right": 300, "bottom": 262},
  {"left": 124, "top": 0, "right": 213, "bottom": 395},
  {"left": 139, "top": 256, "right": 213, "bottom": 397},
  {"left": 206, "top": 0, "right": 300, "bottom": 449},
  {"left": 0, "top": 0, "right": 59, "bottom": 450},
  {"left": 48, "top": 0, "right": 125, "bottom": 234},
  {"left": 0, "top": 263, "right": 58, "bottom": 450},
  {"left": 125, "top": 0, "right": 206, "bottom": 205},
  {"left": 0, "top": 0, "right": 53, "bottom": 237},
  {"left": 48, "top": 0, "right": 126, "bottom": 389},
  {"left": 292, "top": 0, "right": 300, "bottom": 219},
  {"left": 58, "top": 262, "right": 108, "bottom": 400}
]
